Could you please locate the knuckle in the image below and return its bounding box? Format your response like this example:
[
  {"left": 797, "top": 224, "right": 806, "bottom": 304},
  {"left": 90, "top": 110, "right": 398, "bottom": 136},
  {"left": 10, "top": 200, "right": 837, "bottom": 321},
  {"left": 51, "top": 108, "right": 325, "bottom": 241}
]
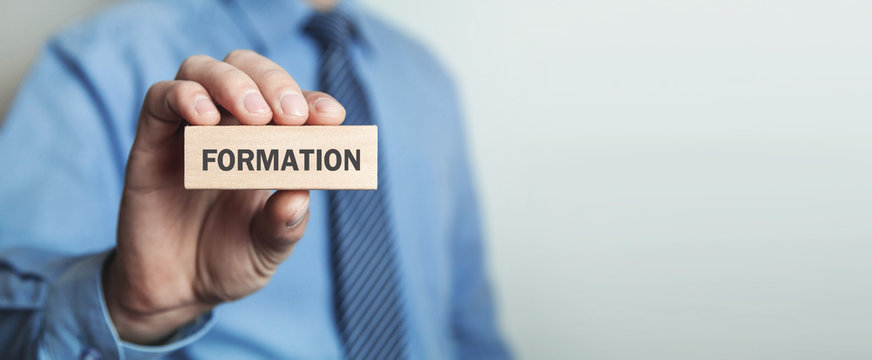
[
  {"left": 220, "top": 66, "right": 244, "bottom": 79},
  {"left": 144, "top": 80, "right": 173, "bottom": 101},
  {"left": 182, "top": 54, "right": 210, "bottom": 66},
  {"left": 259, "top": 68, "right": 289, "bottom": 85},
  {"left": 224, "top": 49, "right": 257, "bottom": 63},
  {"left": 146, "top": 80, "right": 172, "bottom": 93},
  {"left": 178, "top": 54, "right": 211, "bottom": 77},
  {"left": 218, "top": 69, "right": 254, "bottom": 94},
  {"left": 168, "top": 81, "right": 200, "bottom": 100}
]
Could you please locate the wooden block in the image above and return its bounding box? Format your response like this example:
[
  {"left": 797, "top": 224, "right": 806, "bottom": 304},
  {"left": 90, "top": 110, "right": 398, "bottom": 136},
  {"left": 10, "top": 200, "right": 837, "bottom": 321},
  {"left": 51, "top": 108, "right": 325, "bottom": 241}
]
[{"left": 184, "top": 125, "right": 377, "bottom": 190}]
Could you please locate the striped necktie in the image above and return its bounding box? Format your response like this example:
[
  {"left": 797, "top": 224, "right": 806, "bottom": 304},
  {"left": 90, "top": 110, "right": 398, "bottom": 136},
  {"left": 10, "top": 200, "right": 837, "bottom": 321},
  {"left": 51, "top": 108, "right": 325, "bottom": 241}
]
[{"left": 304, "top": 11, "right": 408, "bottom": 360}]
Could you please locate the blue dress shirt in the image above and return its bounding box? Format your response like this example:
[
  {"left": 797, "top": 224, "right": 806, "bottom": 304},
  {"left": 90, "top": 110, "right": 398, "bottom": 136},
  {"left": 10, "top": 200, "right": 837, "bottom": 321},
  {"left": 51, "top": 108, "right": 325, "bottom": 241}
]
[{"left": 0, "top": 0, "right": 510, "bottom": 358}]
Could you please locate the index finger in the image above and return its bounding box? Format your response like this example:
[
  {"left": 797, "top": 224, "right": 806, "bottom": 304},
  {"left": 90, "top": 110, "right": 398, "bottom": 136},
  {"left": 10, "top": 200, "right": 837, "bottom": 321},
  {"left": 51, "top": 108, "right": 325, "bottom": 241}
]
[{"left": 224, "top": 50, "right": 309, "bottom": 125}]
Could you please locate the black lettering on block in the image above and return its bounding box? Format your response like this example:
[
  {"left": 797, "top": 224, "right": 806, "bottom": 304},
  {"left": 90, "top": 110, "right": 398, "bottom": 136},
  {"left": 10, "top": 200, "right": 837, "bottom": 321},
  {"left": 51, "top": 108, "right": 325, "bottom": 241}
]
[
  {"left": 345, "top": 149, "right": 360, "bottom": 171},
  {"left": 203, "top": 149, "right": 217, "bottom": 171},
  {"left": 238, "top": 149, "right": 254, "bottom": 171},
  {"left": 281, "top": 149, "right": 298, "bottom": 171},
  {"left": 299, "top": 149, "right": 314, "bottom": 170},
  {"left": 257, "top": 149, "right": 279, "bottom": 171},
  {"left": 218, "top": 149, "right": 234, "bottom": 171},
  {"left": 325, "top": 149, "right": 341, "bottom": 171}
]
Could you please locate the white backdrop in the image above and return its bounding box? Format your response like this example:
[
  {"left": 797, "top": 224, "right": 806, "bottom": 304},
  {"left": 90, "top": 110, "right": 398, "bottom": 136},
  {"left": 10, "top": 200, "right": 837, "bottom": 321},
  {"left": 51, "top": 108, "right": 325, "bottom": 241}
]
[{"left": 3, "top": 0, "right": 872, "bottom": 359}]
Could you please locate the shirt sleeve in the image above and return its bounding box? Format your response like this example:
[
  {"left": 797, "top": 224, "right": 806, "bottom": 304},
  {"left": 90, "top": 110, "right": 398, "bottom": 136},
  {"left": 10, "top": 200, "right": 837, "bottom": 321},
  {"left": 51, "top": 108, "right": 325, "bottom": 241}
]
[
  {"left": 0, "top": 36, "right": 214, "bottom": 359},
  {"left": 0, "top": 248, "right": 216, "bottom": 360}
]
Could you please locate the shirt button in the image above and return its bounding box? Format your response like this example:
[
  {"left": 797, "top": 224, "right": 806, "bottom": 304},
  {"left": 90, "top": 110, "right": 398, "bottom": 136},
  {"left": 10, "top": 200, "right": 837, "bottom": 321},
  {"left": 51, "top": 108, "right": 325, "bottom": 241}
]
[{"left": 79, "top": 348, "right": 102, "bottom": 360}]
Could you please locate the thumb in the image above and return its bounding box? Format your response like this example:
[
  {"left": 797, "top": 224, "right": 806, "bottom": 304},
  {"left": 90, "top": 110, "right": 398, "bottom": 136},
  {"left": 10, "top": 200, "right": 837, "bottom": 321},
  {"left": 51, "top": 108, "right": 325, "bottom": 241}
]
[
  {"left": 250, "top": 190, "right": 311, "bottom": 267},
  {"left": 127, "top": 80, "right": 220, "bottom": 190}
]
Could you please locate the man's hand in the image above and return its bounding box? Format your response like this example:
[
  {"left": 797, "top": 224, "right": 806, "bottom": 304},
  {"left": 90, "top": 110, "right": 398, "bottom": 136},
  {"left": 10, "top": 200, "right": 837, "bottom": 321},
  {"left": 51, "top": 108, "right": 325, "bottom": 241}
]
[{"left": 103, "top": 50, "right": 346, "bottom": 344}]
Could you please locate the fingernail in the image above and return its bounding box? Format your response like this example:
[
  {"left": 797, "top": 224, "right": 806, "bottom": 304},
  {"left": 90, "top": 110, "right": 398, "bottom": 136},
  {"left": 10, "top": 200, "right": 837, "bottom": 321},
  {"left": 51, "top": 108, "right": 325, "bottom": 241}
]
[
  {"left": 194, "top": 96, "right": 217, "bottom": 115},
  {"left": 286, "top": 198, "right": 310, "bottom": 228},
  {"left": 313, "top": 97, "right": 344, "bottom": 114},
  {"left": 280, "top": 92, "right": 308, "bottom": 119},
  {"left": 286, "top": 213, "right": 307, "bottom": 228},
  {"left": 243, "top": 91, "right": 270, "bottom": 114}
]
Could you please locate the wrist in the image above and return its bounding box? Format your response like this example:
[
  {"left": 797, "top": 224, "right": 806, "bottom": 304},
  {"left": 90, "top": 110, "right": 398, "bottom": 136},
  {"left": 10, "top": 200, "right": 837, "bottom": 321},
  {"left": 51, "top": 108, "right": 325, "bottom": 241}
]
[{"left": 102, "top": 253, "right": 213, "bottom": 344}]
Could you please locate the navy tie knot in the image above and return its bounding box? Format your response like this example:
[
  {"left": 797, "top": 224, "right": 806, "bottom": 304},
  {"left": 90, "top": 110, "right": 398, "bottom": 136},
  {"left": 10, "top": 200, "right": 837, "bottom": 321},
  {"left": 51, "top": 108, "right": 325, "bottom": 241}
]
[{"left": 304, "top": 11, "right": 357, "bottom": 50}]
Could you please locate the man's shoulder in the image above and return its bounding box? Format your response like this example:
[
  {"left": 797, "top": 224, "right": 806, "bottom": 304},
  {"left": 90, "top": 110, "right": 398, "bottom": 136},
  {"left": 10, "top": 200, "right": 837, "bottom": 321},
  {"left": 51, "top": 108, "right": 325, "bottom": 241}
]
[
  {"left": 358, "top": 10, "right": 457, "bottom": 93},
  {"left": 54, "top": 0, "right": 195, "bottom": 49},
  {"left": 37, "top": 0, "right": 236, "bottom": 130},
  {"left": 49, "top": 0, "right": 234, "bottom": 68},
  {"left": 357, "top": 11, "right": 467, "bottom": 144}
]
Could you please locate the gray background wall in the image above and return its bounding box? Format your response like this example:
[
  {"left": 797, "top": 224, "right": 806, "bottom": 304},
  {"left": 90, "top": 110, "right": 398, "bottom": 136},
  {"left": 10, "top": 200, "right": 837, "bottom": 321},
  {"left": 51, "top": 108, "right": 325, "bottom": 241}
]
[{"left": 3, "top": 0, "right": 871, "bottom": 358}]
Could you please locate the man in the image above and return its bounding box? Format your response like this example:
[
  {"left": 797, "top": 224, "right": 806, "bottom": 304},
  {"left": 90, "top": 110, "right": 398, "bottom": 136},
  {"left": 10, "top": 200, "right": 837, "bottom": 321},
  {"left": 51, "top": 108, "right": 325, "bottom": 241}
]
[{"left": 0, "top": 0, "right": 510, "bottom": 358}]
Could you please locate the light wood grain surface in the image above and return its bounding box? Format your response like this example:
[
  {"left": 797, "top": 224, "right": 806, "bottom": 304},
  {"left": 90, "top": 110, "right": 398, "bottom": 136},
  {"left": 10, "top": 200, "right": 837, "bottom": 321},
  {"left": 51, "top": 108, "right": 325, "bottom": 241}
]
[{"left": 184, "top": 125, "right": 377, "bottom": 190}]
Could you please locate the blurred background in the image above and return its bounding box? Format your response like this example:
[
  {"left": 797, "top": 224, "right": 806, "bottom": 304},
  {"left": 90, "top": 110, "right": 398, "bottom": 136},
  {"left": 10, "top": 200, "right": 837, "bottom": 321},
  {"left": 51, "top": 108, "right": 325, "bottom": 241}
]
[{"left": 2, "top": 0, "right": 871, "bottom": 358}]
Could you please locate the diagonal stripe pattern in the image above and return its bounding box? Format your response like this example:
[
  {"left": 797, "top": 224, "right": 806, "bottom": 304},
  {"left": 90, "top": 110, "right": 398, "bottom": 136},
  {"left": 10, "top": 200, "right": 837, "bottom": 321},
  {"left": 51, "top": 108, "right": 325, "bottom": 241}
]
[{"left": 304, "top": 11, "right": 408, "bottom": 360}]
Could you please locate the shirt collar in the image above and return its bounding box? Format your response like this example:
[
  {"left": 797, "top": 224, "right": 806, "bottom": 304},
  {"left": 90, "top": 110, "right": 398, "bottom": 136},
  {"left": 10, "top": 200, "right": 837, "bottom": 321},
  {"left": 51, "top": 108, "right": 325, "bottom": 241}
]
[{"left": 225, "top": 0, "right": 374, "bottom": 55}]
